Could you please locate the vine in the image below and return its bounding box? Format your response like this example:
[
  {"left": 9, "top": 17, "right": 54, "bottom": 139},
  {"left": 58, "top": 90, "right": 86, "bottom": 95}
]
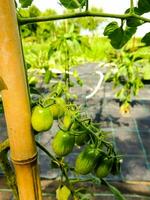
[{"left": 18, "top": 11, "right": 150, "bottom": 25}]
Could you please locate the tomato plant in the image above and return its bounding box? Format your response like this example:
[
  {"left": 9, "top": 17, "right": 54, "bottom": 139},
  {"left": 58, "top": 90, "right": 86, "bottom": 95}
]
[
  {"left": 104, "top": 47, "right": 144, "bottom": 115},
  {"left": 0, "top": 0, "right": 150, "bottom": 200}
]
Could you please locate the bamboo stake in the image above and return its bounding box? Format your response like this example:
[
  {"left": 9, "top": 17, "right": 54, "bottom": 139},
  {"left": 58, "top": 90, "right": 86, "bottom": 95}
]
[{"left": 0, "top": 1, "right": 42, "bottom": 199}]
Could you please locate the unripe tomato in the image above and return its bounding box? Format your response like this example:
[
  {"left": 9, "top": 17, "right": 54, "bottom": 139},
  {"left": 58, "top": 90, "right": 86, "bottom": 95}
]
[
  {"left": 75, "top": 131, "right": 90, "bottom": 146},
  {"left": 95, "top": 157, "right": 113, "bottom": 178},
  {"left": 31, "top": 105, "right": 53, "bottom": 132},
  {"left": 75, "top": 145, "right": 100, "bottom": 175},
  {"left": 52, "top": 130, "right": 75, "bottom": 157},
  {"left": 111, "top": 157, "right": 121, "bottom": 175},
  {"left": 49, "top": 97, "right": 66, "bottom": 119},
  {"left": 63, "top": 110, "right": 78, "bottom": 130}
]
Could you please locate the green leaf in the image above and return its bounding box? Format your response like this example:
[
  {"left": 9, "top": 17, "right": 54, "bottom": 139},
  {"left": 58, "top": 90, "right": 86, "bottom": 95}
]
[
  {"left": 104, "top": 22, "right": 124, "bottom": 49},
  {"left": 116, "top": 88, "right": 125, "bottom": 100},
  {"left": 104, "top": 71, "right": 113, "bottom": 81},
  {"left": 138, "top": 0, "right": 150, "bottom": 14},
  {"left": 125, "top": 7, "right": 140, "bottom": 15},
  {"left": 48, "top": 47, "right": 56, "bottom": 59},
  {"left": 122, "top": 27, "right": 137, "bottom": 45},
  {"left": 102, "top": 179, "right": 126, "bottom": 200},
  {"left": 104, "top": 22, "right": 136, "bottom": 49},
  {"left": 76, "top": 77, "right": 83, "bottom": 86},
  {"left": 19, "top": 0, "right": 33, "bottom": 8},
  {"left": 104, "top": 22, "right": 119, "bottom": 37},
  {"left": 59, "top": 0, "right": 86, "bottom": 9},
  {"left": 126, "top": 17, "right": 143, "bottom": 27},
  {"left": 109, "top": 28, "right": 124, "bottom": 49},
  {"left": 133, "top": 56, "right": 143, "bottom": 62},
  {"left": 73, "top": 70, "right": 79, "bottom": 78},
  {"left": 44, "top": 70, "right": 52, "bottom": 84},
  {"left": 141, "top": 32, "right": 150, "bottom": 46},
  {"left": 56, "top": 185, "right": 71, "bottom": 200},
  {"left": 125, "top": 7, "right": 143, "bottom": 27}
]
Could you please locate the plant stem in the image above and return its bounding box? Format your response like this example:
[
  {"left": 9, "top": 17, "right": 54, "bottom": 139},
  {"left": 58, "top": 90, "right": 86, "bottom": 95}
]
[
  {"left": 85, "top": 0, "right": 89, "bottom": 11},
  {"left": 75, "top": 118, "right": 95, "bottom": 136},
  {"left": 130, "top": 0, "right": 134, "bottom": 13},
  {"left": 70, "top": 178, "right": 93, "bottom": 184},
  {"left": 0, "top": 139, "right": 9, "bottom": 152},
  {"left": 36, "top": 140, "right": 75, "bottom": 195},
  {"left": 18, "top": 11, "right": 150, "bottom": 25},
  {"left": 35, "top": 140, "right": 56, "bottom": 160},
  {"left": 66, "top": 49, "right": 70, "bottom": 91}
]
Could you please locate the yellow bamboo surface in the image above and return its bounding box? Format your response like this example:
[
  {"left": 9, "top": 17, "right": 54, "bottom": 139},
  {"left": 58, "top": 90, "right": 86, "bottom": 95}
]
[
  {"left": 15, "top": 162, "right": 42, "bottom": 200},
  {"left": 0, "top": 0, "right": 42, "bottom": 199},
  {"left": 0, "top": 0, "right": 36, "bottom": 161}
]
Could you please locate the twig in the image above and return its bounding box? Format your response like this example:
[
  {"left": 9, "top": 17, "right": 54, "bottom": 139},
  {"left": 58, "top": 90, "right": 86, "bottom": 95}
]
[
  {"left": 130, "top": 0, "right": 134, "bottom": 13},
  {"left": 18, "top": 11, "right": 150, "bottom": 25}
]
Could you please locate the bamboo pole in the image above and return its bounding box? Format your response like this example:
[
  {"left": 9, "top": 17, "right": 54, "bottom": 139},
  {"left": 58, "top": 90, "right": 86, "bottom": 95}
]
[{"left": 0, "top": 1, "right": 42, "bottom": 199}]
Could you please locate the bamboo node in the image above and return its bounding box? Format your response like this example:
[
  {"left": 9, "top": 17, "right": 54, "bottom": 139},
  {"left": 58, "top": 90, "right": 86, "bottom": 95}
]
[{"left": 11, "top": 152, "right": 37, "bottom": 165}]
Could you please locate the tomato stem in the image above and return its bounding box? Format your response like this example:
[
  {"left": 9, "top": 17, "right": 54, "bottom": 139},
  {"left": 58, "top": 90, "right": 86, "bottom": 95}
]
[{"left": 36, "top": 140, "right": 56, "bottom": 161}]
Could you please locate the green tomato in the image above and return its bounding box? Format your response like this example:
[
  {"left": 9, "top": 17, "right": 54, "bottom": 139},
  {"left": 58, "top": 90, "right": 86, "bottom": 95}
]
[
  {"left": 75, "top": 131, "right": 90, "bottom": 146},
  {"left": 31, "top": 105, "right": 53, "bottom": 132},
  {"left": 49, "top": 97, "right": 66, "bottom": 120},
  {"left": 95, "top": 157, "right": 113, "bottom": 178},
  {"left": 75, "top": 145, "right": 100, "bottom": 175},
  {"left": 52, "top": 130, "right": 75, "bottom": 157},
  {"left": 63, "top": 110, "right": 79, "bottom": 130},
  {"left": 111, "top": 157, "right": 121, "bottom": 175}
]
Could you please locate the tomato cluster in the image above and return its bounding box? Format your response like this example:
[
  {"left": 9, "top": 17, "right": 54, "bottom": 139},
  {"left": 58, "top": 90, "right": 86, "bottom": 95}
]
[
  {"left": 75, "top": 143, "right": 121, "bottom": 177},
  {"left": 31, "top": 95, "right": 121, "bottom": 180}
]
